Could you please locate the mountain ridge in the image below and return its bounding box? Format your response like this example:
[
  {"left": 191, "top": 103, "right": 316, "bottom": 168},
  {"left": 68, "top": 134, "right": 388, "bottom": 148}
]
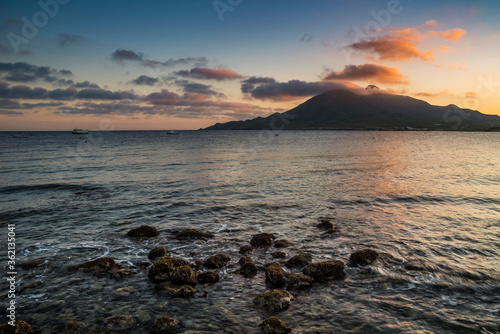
[{"left": 205, "top": 89, "right": 500, "bottom": 131}]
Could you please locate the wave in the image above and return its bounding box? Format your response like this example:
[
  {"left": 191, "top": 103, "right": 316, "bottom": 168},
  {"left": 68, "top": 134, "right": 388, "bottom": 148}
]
[{"left": 0, "top": 183, "right": 105, "bottom": 194}]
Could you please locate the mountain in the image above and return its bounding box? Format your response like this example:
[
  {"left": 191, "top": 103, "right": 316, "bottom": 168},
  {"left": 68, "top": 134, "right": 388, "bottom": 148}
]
[{"left": 205, "top": 89, "right": 500, "bottom": 131}]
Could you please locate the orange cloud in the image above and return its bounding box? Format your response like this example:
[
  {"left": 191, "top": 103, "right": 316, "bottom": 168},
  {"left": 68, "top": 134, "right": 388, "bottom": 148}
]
[
  {"left": 323, "top": 64, "right": 409, "bottom": 85},
  {"left": 465, "top": 92, "right": 479, "bottom": 98},
  {"left": 428, "top": 28, "right": 466, "bottom": 41},
  {"left": 347, "top": 21, "right": 466, "bottom": 62},
  {"left": 414, "top": 90, "right": 448, "bottom": 97}
]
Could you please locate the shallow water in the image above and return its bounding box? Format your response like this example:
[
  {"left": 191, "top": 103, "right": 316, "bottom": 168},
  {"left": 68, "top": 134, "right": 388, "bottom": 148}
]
[{"left": 1, "top": 130, "right": 499, "bottom": 333}]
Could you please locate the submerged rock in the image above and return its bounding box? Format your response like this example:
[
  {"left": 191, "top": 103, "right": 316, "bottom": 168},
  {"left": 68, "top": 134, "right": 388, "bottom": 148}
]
[
  {"left": 272, "top": 251, "right": 286, "bottom": 259},
  {"left": 317, "top": 219, "right": 334, "bottom": 231},
  {"left": 148, "top": 246, "right": 168, "bottom": 260},
  {"left": 254, "top": 290, "right": 294, "bottom": 313},
  {"left": 127, "top": 225, "right": 159, "bottom": 238},
  {"left": 171, "top": 265, "right": 197, "bottom": 286},
  {"left": 260, "top": 316, "right": 291, "bottom": 334},
  {"left": 0, "top": 321, "right": 34, "bottom": 334},
  {"left": 286, "top": 273, "right": 314, "bottom": 290},
  {"left": 155, "top": 282, "right": 195, "bottom": 297},
  {"left": 303, "top": 261, "right": 345, "bottom": 281},
  {"left": 265, "top": 263, "right": 287, "bottom": 288},
  {"left": 204, "top": 254, "right": 230, "bottom": 269},
  {"left": 285, "top": 254, "right": 313, "bottom": 268},
  {"left": 173, "top": 229, "right": 214, "bottom": 240},
  {"left": 64, "top": 321, "right": 87, "bottom": 334},
  {"left": 105, "top": 314, "right": 136, "bottom": 331},
  {"left": 349, "top": 249, "right": 379, "bottom": 266},
  {"left": 148, "top": 256, "right": 191, "bottom": 283},
  {"left": 239, "top": 245, "right": 255, "bottom": 255},
  {"left": 197, "top": 271, "right": 220, "bottom": 284},
  {"left": 238, "top": 256, "right": 253, "bottom": 266},
  {"left": 274, "top": 239, "right": 291, "bottom": 248},
  {"left": 239, "top": 262, "right": 258, "bottom": 278},
  {"left": 20, "top": 259, "right": 44, "bottom": 270},
  {"left": 250, "top": 233, "right": 275, "bottom": 247},
  {"left": 154, "top": 317, "right": 177, "bottom": 332},
  {"left": 79, "top": 257, "right": 121, "bottom": 275},
  {"left": 109, "top": 268, "right": 136, "bottom": 280},
  {"left": 135, "top": 261, "right": 151, "bottom": 269}
]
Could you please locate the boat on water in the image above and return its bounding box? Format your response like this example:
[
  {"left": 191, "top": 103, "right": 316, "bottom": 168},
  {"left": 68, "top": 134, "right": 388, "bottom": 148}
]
[
  {"left": 167, "top": 130, "right": 179, "bottom": 135},
  {"left": 72, "top": 129, "right": 89, "bottom": 134}
]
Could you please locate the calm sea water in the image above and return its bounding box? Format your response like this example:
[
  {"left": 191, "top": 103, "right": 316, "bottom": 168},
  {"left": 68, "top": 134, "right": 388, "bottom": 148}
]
[{"left": 1, "top": 130, "right": 499, "bottom": 333}]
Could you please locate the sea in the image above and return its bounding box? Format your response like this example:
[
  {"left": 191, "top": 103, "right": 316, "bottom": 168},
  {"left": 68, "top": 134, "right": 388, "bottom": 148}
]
[{"left": 0, "top": 130, "right": 499, "bottom": 333}]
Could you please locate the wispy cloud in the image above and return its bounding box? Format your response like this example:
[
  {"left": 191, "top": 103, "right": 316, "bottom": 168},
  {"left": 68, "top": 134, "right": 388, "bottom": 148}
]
[
  {"left": 175, "top": 67, "right": 243, "bottom": 81},
  {"left": 58, "top": 33, "right": 86, "bottom": 47},
  {"left": 131, "top": 75, "right": 159, "bottom": 86},
  {"left": 111, "top": 49, "right": 144, "bottom": 62}
]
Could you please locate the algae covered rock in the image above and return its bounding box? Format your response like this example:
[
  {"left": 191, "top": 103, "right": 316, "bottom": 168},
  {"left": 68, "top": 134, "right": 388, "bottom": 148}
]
[
  {"left": 64, "top": 321, "right": 88, "bottom": 334},
  {"left": 254, "top": 290, "right": 294, "bottom": 313},
  {"left": 148, "top": 256, "right": 191, "bottom": 283},
  {"left": 155, "top": 283, "right": 195, "bottom": 297},
  {"left": 238, "top": 256, "right": 253, "bottom": 266},
  {"left": 265, "top": 263, "right": 287, "bottom": 288},
  {"left": 171, "top": 265, "right": 197, "bottom": 286},
  {"left": 204, "top": 254, "right": 230, "bottom": 269},
  {"left": 148, "top": 246, "right": 168, "bottom": 260},
  {"left": 303, "top": 260, "right": 345, "bottom": 281},
  {"left": 285, "top": 254, "right": 312, "bottom": 268},
  {"left": 250, "top": 233, "right": 275, "bottom": 247},
  {"left": 127, "top": 225, "right": 159, "bottom": 238},
  {"left": 0, "top": 320, "right": 34, "bottom": 334},
  {"left": 274, "top": 239, "right": 291, "bottom": 248},
  {"left": 349, "top": 249, "right": 379, "bottom": 266},
  {"left": 79, "top": 257, "right": 121, "bottom": 275},
  {"left": 197, "top": 271, "right": 220, "bottom": 284},
  {"left": 317, "top": 219, "right": 334, "bottom": 231},
  {"left": 286, "top": 273, "right": 314, "bottom": 290},
  {"left": 105, "top": 314, "right": 136, "bottom": 331},
  {"left": 239, "top": 245, "right": 255, "bottom": 255},
  {"left": 240, "top": 262, "right": 258, "bottom": 278},
  {"left": 173, "top": 229, "right": 214, "bottom": 240},
  {"left": 272, "top": 251, "right": 286, "bottom": 259},
  {"left": 154, "top": 317, "right": 177, "bottom": 332},
  {"left": 20, "top": 259, "right": 44, "bottom": 270},
  {"left": 260, "top": 316, "right": 291, "bottom": 334}
]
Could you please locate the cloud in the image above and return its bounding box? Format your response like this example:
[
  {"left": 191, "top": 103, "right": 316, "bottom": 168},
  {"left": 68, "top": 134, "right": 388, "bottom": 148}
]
[
  {"left": 131, "top": 75, "right": 159, "bottom": 86},
  {"left": 75, "top": 89, "right": 137, "bottom": 100},
  {"left": 0, "top": 44, "right": 12, "bottom": 54},
  {"left": 0, "top": 99, "right": 22, "bottom": 109},
  {"left": 111, "top": 49, "right": 144, "bottom": 62},
  {"left": 141, "top": 57, "right": 208, "bottom": 68},
  {"left": 175, "top": 67, "right": 243, "bottom": 81},
  {"left": 241, "top": 76, "right": 277, "bottom": 93},
  {"left": 414, "top": 90, "right": 448, "bottom": 97},
  {"left": 0, "top": 62, "right": 73, "bottom": 83},
  {"left": 70, "top": 81, "right": 100, "bottom": 89},
  {"left": 175, "top": 80, "right": 219, "bottom": 95},
  {"left": 0, "top": 110, "right": 23, "bottom": 115},
  {"left": 46, "top": 88, "right": 77, "bottom": 100},
  {"left": 347, "top": 21, "right": 466, "bottom": 62},
  {"left": 323, "top": 64, "right": 409, "bottom": 85},
  {"left": 428, "top": 28, "right": 466, "bottom": 41},
  {"left": 58, "top": 33, "right": 86, "bottom": 47},
  {"left": 300, "top": 34, "right": 313, "bottom": 43},
  {"left": 465, "top": 92, "right": 479, "bottom": 99},
  {"left": 243, "top": 80, "right": 362, "bottom": 101}
]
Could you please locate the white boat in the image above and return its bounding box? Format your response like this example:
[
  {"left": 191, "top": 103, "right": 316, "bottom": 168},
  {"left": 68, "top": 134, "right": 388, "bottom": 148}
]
[
  {"left": 72, "top": 129, "right": 89, "bottom": 134},
  {"left": 167, "top": 130, "right": 179, "bottom": 135}
]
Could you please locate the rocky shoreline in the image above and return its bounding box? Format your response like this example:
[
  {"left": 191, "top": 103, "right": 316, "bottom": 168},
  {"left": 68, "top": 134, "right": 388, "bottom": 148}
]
[{"left": 3, "top": 221, "right": 379, "bottom": 333}]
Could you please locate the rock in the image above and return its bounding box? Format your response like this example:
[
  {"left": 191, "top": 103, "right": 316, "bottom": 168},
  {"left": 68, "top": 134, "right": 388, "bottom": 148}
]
[
  {"left": 113, "top": 287, "right": 137, "bottom": 297},
  {"left": 64, "top": 321, "right": 87, "bottom": 333},
  {"left": 260, "top": 316, "right": 291, "bottom": 334},
  {"left": 285, "top": 254, "right": 313, "bottom": 268},
  {"left": 286, "top": 273, "right": 314, "bottom": 290},
  {"left": 197, "top": 271, "right": 220, "bottom": 284},
  {"left": 250, "top": 233, "right": 275, "bottom": 247},
  {"left": 0, "top": 321, "right": 34, "bottom": 334},
  {"left": 238, "top": 256, "right": 253, "bottom": 265},
  {"left": 154, "top": 317, "right": 177, "bottom": 332},
  {"left": 253, "top": 290, "right": 294, "bottom": 313},
  {"left": 194, "top": 260, "right": 204, "bottom": 270},
  {"left": 204, "top": 254, "right": 230, "bottom": 269},
  {"left": 274, "top": 239, "right": 291, "bottom": 248},
  {"left": 127, "top": 225, "right": 159, "bottom": 238},
  {"left": 79, "top": 257, "right": 121, "bottom": 275},
  {"left": 265, "top": 263, "right": 287, "bottom": 288},
  {"left": 155, "top": 283, "right": 195, "bottom": 297},
  {"left": 109, "top": 268, "right": 136, "bottom": 280},
  {"left": 349, "top": 249, "right": 379, "bottom": 266},
  {"left": 317, "top": 219, "right": 334, "bottom": 230},
  {"left": 239, "top": 245, "right": 255, "bottom": 255},
  {"left": 171, "top": 265, "right": 197, "bottom": 286},
  {"left": 173, "top": 229, "right": 213, "bottom": 240},
  {"left": 148, "top": 256, "right": 191, "bottom": 283},
  {"left": 105, "top": 314, "right": 136, "bottom": 331},
  {"left": 135, "top": 261, "right": 151, "bottom": 269},
  {"left": 148, "top": 247, "right": 168, "bottom": 259},
  {"left": 20, "top": 259, "right": 44, "bottom": 270},
  {"left": 303, "top": 261, "right": 345, "bottom": 281},
  {"left": 239, "top": 262, "right": 258, "bottom": 278},
  {"left": 272, "top": 251, "right": 286, "bottom": 259}
]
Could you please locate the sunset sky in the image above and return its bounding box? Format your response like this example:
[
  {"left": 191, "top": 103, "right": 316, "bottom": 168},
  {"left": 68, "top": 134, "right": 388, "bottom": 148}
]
[{"left": 0, "top": 0, "right": 499, "bottom": 130}]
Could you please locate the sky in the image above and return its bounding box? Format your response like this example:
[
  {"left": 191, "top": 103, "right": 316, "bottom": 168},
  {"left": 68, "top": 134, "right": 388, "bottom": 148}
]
[{"left": 0, "top": 0, "right": 499, "bottom": 130}]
